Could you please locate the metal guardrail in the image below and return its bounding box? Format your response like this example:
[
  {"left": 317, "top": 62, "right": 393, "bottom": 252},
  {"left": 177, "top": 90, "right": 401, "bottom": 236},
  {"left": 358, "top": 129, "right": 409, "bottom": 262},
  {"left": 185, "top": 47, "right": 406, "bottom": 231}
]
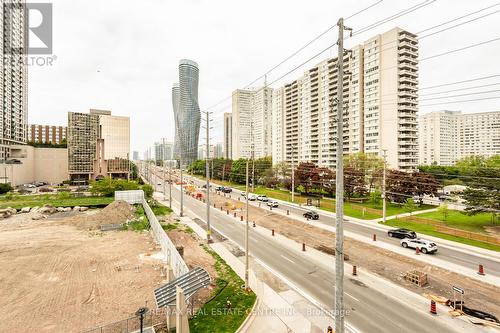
[{"left": 142, "top": 198, "right": 189, "bottom": 277}]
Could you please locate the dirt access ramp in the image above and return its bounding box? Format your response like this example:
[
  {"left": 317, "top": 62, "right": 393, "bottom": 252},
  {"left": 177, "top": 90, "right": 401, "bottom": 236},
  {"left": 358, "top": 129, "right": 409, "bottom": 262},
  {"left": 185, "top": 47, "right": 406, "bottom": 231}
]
[
  {"left": 0, "top": 208, "right": 163, "bottom": 332},
  {"left": 61, "top": 200, "right": 136, "bottom": 230},
  {"left": 210, "top": 191, "right": 500, "bottom": 317}
]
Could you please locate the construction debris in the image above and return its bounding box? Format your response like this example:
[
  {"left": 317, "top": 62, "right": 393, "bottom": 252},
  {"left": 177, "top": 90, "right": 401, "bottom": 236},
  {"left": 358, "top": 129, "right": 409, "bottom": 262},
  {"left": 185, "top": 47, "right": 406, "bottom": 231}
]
[{"left": 404, "top": 270, "right": 428, "bottom": 287}]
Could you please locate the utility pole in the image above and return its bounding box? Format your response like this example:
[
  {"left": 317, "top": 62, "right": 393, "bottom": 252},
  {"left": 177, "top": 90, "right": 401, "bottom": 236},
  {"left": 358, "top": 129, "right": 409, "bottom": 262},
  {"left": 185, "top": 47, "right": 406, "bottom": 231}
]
[
  {"left": 180, "top": 158, "right": 184, "bottom": 217},
  {"left": 251, "top": 146, "right": 255, "bottom": 193},
  {"left": 163, "top": 162, "right": 166, "bottom": 201},
  {"left": 291, "top": 145, "right": 296, "bottom": 202},
  {"left": 335, "top": 17, "right": 351, "bottom": 333},
  {"left": 382, "top": 149, "right": 388, "bottom": 224},
  {"left": 244, "top": 158, "right": 250, "bottom": 290},
  {"left": 169, "top": 164, "right": 172, "bottom": 209},
  {"left": 205, "top": 111, "right": 212, "bottom": 243}
]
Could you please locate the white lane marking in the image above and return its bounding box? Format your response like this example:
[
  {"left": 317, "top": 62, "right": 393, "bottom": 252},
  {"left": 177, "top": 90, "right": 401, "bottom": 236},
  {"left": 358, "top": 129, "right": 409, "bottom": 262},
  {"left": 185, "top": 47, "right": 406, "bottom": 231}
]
[
  {"left": 346, "top": 292, "right": 360, "bottom": 302},
  {"left": 280, "top": 254, "right": 295, "bottom": 264}
]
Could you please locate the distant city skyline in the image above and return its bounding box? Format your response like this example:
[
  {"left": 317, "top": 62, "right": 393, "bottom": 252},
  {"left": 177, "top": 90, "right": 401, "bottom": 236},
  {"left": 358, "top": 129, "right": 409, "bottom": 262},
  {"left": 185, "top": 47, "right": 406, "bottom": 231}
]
[{"left": 25, "top": 1, "right": 500, "bottom": 154}]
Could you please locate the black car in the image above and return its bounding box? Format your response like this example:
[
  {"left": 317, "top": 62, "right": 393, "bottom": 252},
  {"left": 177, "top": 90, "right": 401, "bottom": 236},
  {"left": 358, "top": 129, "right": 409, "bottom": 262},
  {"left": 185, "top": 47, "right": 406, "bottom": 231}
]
[
  {"left": 388, "top": 228, "right": 417, "bottom": 239},
  {"left": 303, "top": 211, "right": 319, "bottom": 220},
  {"left": 215, "top": 186, "right": 224, "bottom": 191},
  {"left": 221, "top": 187, "right": 232, "bottom": 193}
]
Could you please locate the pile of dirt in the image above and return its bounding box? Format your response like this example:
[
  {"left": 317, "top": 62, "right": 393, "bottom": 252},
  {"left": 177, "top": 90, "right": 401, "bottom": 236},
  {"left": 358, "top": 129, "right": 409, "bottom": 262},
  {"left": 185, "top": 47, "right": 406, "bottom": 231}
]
[{"left": 63, "top": 200, "right": 136, "bottom": 230}]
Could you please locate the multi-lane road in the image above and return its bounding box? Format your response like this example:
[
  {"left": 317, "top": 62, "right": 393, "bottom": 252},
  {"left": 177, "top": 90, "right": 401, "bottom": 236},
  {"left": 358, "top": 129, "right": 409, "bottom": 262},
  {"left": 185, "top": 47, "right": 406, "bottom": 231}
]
[
  {"left": 175, "top": 171, "right": 500, "bottom": 279},
  {"left": 140, "top": 164, "right": 498, "bottom": 332},
  {"left": 167, "top": 183, "right": 461, "bottom": 333}
]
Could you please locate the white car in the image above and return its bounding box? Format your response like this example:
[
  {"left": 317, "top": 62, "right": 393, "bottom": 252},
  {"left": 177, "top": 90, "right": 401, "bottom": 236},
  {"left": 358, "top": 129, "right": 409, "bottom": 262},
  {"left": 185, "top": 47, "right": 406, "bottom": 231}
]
[
  {"left": 400, "top": 238, "right": 438, "bottom": 254},
  {"left": 256, "top": 195, "right": 269, "bottom": 202},
  {"left": 266, "top": 200, "right": 279, "bottom": 208},
  {"left": 248, "top": 195, "right": 257, "bottom": 201}
]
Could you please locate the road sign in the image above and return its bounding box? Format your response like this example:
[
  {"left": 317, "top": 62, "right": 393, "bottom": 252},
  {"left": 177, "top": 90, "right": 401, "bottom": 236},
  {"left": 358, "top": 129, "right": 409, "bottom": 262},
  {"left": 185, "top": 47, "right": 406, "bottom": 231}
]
[{"left": 452, "top": 286, "right": 464, "bottom": 294}]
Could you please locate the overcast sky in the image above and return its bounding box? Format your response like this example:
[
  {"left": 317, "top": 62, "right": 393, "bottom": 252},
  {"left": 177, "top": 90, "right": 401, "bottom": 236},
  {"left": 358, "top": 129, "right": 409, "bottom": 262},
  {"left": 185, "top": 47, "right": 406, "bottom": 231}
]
[{"left": 28, "top": 0, "right": 500, "bottom": 154}]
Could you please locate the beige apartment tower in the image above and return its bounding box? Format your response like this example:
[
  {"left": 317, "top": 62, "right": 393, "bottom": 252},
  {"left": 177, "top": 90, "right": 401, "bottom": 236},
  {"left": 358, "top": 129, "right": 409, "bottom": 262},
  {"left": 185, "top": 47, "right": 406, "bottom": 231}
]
[
  {"left": 272, "top": 27, "right": 418, "bottom": 170},
  {"left": 232, "top": 86, "right": 273, "bottom": 159},
  {"left": 223, "top": 112, "right": 232, "bottom": 159},
  {"left": 419, "top": 110, "right": 500, "bottom": 165},
  {"left": 68, "top": 109, "right": 130, "bottom": 183}
]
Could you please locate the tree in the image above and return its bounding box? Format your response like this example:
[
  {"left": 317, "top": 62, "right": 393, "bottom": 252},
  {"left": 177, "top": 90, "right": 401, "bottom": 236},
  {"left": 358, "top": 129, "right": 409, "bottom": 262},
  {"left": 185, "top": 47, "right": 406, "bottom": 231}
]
[
  {"left": 437, "top": 204, "right": 449, "bottom": 221},
  {"left": 344, "top": 166, "right": 366, "bottom": 200},
  {"left": 230, "top": 158, "right": 248, "bottom": 184},
  {"left": 344, "top": 152, "right": 384, "bottom": 192},
  {"left": 403, "top": 198, "right": 417, "bottom": 215},
  {"left": 370, "top": 190, "right": 382, "bottom": 206},
  {"left": 459, "top": 155, "right": 500, "bottom": 223},
  {"left": 274, "top": 161, "right": 290, "bottom": 181},
  {"left": 296, "top": 184, "right": 305, "bottom": 194},
  {"left": 141, "top": 184, "right": 154, "bottom": 198},
  {"left": 294, "top": 162, "right": 317, "bottom": 194},
  {"left": 386, "top": 170, "right": 415, "bottom": 203},
  {"left": 413, "top": 172, "right": 440, "bottom": 204},
  {"left": 90, "top": 178, "right": 140, "bottom": 197},
  {"left": 0, "top": 183, "right": 12, "bottom": 194}
]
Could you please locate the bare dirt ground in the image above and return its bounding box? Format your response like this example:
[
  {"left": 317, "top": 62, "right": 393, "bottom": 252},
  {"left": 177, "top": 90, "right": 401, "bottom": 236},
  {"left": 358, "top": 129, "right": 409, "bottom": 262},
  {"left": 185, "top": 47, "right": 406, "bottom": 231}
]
[
  {"left": 210, "top": 191, "right": 500, "bottom": 317},
  {"left": 0, "top": 209, "right": 164, "bottom": 332}
]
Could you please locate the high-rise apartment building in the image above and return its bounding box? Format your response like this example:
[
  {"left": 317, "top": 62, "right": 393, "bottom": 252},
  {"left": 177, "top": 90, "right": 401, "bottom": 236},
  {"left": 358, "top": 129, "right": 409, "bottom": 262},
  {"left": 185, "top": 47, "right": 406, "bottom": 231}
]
[
  {"left": 154, "top": 138, "right": 174, "bottom": 161},
  {"left": 418, "top": 110, "right": 500, "bottom": 165},
  {"left": 232, "top": 86, "right": 272, "bottom": 160},
  {"left": 173, "top": 59, "right": 201, "bottom": 168},
  {"left": 0, "top": 0, "right": 28, "bottom": 160},
  {"left": 68, "top": 109, "right": 130, "bottom": 183},
  {"left": 272, "top": 27, "right": 418, "bottom": 170},
  {"left": 223, "top": 112, "right": 232, "bottom": 159},
  {"left": 29, "top": 125, "right": 67, "bottom": 144},
  {"left": 133, "top": 151, "right": 139, "bottom": 161},
  {"left": 214, "top": 142, "right": 223, "bottom": 158}
]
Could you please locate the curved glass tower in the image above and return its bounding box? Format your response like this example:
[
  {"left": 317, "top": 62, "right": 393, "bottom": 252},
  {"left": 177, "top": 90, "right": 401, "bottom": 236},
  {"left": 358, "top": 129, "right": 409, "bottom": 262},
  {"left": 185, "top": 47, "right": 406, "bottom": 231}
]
[
  {"left": 172, "top": 83, "right": 180, "bottom": 160},
  {"left": 175, "top": 59, "right": 200, "bottom": 168}
]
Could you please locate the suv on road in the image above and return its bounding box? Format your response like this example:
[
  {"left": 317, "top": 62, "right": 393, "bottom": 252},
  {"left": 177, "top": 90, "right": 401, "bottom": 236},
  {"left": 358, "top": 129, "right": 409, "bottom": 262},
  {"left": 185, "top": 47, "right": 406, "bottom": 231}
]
[
  {"left": 267, "top": 200, "right": 279, "bottom": 208},
  {"left": 303, "top": 211, "right": 319, "bottom": 220},
  {"left": 400, "top": 238, "right": 438, "bottom": 254},
  {"left": 388, "top": 228, "right": 417, "bottom": 239},
  {"left": 256, "top": 195, "right": 269, "bottom": 202}
]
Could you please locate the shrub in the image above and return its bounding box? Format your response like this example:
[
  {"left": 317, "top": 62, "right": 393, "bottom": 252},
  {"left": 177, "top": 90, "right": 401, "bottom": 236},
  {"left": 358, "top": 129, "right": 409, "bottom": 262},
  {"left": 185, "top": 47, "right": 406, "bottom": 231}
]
[{"left": 0, "top": 183, "right": 13, "bottom": 194}]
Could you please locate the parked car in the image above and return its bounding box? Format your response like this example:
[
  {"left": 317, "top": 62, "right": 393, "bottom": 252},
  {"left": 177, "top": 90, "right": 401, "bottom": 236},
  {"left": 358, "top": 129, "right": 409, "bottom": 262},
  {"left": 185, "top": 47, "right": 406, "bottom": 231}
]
[
  {"left": 303, "top": 210, "right": 319, "bottom": 220},
  {"left": 388, "top": 228, "right": 417, "bottom": 239},
  {"left": 248, "top": 195, "right": 257, "bottom": 201},
  {"left": 400, "top": 238, "right": 438, "bottom": 254},
  {"left": 267, "top": 200, "right": 279, "bottom": 208},
  {"left": 256, "top": 195, "right": 269, "bottom": 202}
]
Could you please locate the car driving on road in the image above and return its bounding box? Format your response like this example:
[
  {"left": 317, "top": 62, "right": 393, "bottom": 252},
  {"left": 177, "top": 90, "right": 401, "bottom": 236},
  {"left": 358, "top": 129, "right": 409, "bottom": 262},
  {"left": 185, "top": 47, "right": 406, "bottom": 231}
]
[
  {"left": 221, "top": 187, "right": 232, "bottom": 193},
  {"left": 400, "top": 238, "right": 438, "bottom": 254},
  {"left": 303, "top": 210, "right": 319, "bottom": 220},
  {"left": 248, "top": 195, "right": 257, "bottom": 201},
  {"left": 387, "top": 228, "right": 417, "bottom": 239},
  {"left": 256, "top": 195, "right": 269, "bottom": 202},
  {"left": 266, "top": 200, "right": 279, "bottom": 208}
]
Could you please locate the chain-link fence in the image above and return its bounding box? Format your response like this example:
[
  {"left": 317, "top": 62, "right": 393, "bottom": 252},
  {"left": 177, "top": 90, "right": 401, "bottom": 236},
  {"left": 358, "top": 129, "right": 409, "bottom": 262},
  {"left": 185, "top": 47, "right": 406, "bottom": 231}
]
[
  {"left": 81, "top": 312, "right": 165, "bottom": 333},
  {"left": 142, "top": 197, "right": 189, "bottom": 278}
]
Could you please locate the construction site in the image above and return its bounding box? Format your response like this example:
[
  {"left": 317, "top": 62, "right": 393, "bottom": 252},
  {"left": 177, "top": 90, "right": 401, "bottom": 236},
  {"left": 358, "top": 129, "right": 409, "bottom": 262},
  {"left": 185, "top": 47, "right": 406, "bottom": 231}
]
[{"left": 0, "top": 200, "right": 222, "bottom": 332}]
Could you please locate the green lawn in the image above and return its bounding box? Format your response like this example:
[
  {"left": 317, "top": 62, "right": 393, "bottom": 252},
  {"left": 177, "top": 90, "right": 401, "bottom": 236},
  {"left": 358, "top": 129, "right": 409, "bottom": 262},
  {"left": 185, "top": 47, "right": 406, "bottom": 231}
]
[
  {"left": 381, "top": 218, "right": 500, "bottom": 252},
  {"left": 0, "top": 194, "right": 113, "bottom": 209},
  {"left": 416, "top": 210, "right": 498, "bottom": 234},
  {"left": 191, "top": 176, "right": 435, "bottom": 220},
  {"left": 189, "top": 246, "right": 256, "bottom": 333}
]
